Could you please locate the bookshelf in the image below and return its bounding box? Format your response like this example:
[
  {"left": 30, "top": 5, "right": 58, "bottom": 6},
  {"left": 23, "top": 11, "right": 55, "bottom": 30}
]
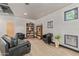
[{"left": 26, "top": 22, "right": 34, "bottom": 38}]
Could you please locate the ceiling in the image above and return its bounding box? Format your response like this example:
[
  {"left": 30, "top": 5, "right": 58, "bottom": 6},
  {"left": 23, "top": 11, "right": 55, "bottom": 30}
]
[{"left": 8, "top": 3, "right": 71, "bottom": 19}]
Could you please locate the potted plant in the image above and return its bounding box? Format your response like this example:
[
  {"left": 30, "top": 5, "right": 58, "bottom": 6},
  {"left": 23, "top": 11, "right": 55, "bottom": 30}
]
[{"left": 55, "top": 35, "right": 61, "bottom": 48}]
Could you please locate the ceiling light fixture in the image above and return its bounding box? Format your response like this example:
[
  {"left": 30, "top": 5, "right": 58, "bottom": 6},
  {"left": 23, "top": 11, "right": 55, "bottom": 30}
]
[{"left": 24, "top": 13, "right": 28, "bottom": 16}]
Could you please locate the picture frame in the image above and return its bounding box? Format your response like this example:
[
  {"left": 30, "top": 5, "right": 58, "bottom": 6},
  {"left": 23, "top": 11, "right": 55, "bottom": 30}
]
[
  {"left": 64, "top": 7, "right": 78, "bottom": 21},
  {"left": 47, "top": 21, "right": 53, "bottom": 28}
]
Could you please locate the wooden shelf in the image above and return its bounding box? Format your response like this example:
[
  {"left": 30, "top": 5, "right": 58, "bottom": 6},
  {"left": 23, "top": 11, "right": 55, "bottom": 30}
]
[{"left": 26, "top": 22, "right": 34, "bottom": 38}]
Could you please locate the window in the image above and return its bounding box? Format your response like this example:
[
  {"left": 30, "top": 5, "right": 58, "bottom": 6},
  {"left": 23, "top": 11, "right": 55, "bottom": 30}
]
[{"left": 64, "top": 7, "right": 78, "bottom": 21}]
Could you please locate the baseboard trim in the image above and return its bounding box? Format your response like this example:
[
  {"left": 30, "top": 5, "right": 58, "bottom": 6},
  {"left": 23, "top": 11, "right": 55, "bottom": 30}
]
[
  {"left": 51, "top": 42, "right": 79, "bottom": 52},
  {"left": 59, "top": 44, "right": 79, "bottom": 52}
]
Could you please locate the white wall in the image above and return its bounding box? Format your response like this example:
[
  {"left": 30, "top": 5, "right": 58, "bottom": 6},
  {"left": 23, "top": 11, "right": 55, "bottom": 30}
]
[
  {"left": 8, "top": 3, "right": 27, "bottom": 18},
  {"left": 35, "top": 4, "right": 79, "bottom": 50},
  {"left": 0, "top": 15, "right": 35, "bottom": 37}
]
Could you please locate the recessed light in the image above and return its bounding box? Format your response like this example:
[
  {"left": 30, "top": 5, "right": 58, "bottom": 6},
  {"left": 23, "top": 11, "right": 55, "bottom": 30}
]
[{"left": 24, "top": 13, "right": 27, "bottom": 15}]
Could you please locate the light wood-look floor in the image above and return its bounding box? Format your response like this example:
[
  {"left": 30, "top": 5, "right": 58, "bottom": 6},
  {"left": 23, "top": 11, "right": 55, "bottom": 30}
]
[
  {"left": 0, "top": 38, "right": 79, "bottom": 56},
  {"left": 25, "top": 38, "right": 79, "bottom": 56}
]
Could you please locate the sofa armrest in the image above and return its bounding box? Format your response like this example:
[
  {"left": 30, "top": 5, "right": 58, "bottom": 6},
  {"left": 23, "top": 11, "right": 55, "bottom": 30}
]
[
  {"left": 0, "top": 38, "right": 9, "bottom": 56},
  {"left": 9, "top": 42, "right": 31, "bottom": 56}
]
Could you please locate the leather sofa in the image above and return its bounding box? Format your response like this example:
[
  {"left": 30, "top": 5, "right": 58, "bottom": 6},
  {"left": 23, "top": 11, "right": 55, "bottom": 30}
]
[
  {"left": 0, "top": 34, "right": 31, "bottom": 56},
  {"left": 43, "top": 33, "right": 53, "bottom": 44},
  {"left": 15, "top": 33, "right": 25, "bottom": 40}
]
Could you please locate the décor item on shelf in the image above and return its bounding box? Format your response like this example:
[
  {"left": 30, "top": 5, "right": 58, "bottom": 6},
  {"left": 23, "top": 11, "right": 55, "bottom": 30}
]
[
  {"left": 26, "top": 22, "right": 34, "bottom": 38},
  {"left": 43, "top": 33, "right": 53, "bottom": 44},
  {"left": 36, "top": 25, "right": 42, "bottom": 39},
  {"left": 55, "top": 35, "right": 61, "bottom": 48},
  {"left": 64, "top": 7, "right": 78, "bottom": 21},
  {"left": 34, "top": 30, "right": 37, "bottom": 38},
  {"left": 47, "top": 20, "right": 53, "bottom": 28}
]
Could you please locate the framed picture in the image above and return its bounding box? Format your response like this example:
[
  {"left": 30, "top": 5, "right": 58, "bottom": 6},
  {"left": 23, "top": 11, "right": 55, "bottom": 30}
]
[
  {"left": 47, "top": 21, "right": 53, "bottom": 28},
  {"left": 64, "top": 7, "right": 78, "bottom": 21}
]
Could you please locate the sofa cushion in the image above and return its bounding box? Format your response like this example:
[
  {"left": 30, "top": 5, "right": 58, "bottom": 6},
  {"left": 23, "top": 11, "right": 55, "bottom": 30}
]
[{"left": 11, "top": 37, "right": 18, "bottom": 47}]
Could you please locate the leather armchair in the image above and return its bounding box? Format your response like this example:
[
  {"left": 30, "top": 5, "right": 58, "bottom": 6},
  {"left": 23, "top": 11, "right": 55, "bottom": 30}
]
[
  {"left": 43, "top": 33, "right": 53, "bottom": 44},
  {"left": 0, "top": 34, "right": 31, "bottom": 56}
]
